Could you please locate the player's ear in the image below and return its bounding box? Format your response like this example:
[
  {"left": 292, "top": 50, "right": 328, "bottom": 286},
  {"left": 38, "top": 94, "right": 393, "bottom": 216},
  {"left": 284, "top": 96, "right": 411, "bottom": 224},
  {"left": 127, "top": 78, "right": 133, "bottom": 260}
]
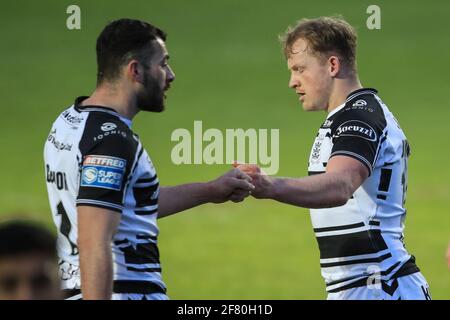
[
  {"left": 328, "top": 55, "right": 340, "bottom": 77},
  {"left": 127, "top": 59, "right": 144, "bottom": 83}
]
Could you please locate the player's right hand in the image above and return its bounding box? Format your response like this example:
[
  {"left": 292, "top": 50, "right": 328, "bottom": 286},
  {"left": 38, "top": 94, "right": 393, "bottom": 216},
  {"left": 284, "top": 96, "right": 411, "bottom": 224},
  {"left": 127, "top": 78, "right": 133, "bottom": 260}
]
[
  {"left": 207, "top": 168, "right": 255, "bottom": 203},
  {"left": 232, "top": 163, "right": 274, "bottom": 199}
]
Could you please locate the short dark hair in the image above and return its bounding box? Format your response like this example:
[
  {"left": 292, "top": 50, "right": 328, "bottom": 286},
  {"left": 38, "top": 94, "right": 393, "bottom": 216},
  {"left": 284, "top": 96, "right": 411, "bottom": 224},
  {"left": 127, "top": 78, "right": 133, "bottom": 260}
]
[
  {"left": 0, "top": 221, "right": 57, "bottom": 259},
  {"left": 96, "top": 18, "right": 167, "bottom": 84},
  {"left": 280, "top": 16, "right": 357, "bottom": 74}
]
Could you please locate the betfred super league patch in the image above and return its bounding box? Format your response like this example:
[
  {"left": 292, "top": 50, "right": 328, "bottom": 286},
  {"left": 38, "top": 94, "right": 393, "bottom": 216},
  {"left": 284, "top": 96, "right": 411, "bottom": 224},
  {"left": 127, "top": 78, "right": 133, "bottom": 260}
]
[{"left": 81, "top": 155, "right": 126, "bottom": 191}]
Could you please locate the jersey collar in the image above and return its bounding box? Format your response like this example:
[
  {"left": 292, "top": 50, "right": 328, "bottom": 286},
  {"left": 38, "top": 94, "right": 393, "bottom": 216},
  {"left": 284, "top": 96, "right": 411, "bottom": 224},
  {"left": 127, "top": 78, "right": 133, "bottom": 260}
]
[
  {"left": 327, "top": 88, "right": 378, "bottom": 119},
  {"left": 345, "top": 88, "right": 378, "bottom": 102},
  {"left": 73, "top": 96, "right": 133, "bottom": 128}
]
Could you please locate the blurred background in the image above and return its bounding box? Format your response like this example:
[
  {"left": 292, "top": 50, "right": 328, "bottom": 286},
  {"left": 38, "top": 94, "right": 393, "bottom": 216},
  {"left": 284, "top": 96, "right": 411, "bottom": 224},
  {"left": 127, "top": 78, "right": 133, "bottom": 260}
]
[{"left": 0, "top": 0, "right": 448, "bottom": 299}]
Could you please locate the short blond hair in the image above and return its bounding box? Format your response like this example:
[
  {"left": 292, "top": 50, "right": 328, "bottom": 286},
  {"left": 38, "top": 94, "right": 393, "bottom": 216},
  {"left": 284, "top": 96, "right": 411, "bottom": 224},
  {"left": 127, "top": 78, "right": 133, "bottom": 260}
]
[{"left": 280, "top": 16, "right": 358, "bottom": 73}]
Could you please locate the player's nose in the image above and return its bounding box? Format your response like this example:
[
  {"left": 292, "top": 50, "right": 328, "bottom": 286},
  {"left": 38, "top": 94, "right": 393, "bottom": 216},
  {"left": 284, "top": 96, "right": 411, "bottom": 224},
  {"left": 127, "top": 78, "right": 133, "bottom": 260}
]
[
  {"left": 167, "top": 65, "right": 175, "bottom": 83},
  {"left": 288, "top": 73, "right": 299, "bottom": 89}
]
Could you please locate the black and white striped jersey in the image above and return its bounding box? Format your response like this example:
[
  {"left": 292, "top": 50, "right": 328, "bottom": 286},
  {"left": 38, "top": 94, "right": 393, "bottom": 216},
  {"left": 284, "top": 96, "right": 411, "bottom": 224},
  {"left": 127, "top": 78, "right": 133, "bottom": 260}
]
[
  {"left": 307, "top": 88, "right": 419, "bottom": 293},
  {"left": 44, "top": 96, "right": 166, "bottom": 294}
]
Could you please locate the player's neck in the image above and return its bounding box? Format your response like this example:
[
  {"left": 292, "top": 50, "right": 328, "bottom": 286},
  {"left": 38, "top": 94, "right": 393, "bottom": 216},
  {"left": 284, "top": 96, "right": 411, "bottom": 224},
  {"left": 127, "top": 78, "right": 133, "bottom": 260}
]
[
  {"left": 327, "top": 77, "right": 362, "bottom": 113},
  {"left": 82, "top": 83, "right": 139, "bottom": 120}
]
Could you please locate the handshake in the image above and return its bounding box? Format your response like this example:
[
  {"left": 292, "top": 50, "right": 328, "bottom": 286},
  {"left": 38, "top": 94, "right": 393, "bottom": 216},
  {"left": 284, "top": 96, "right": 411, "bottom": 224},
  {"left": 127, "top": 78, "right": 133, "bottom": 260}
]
[{"left": 207, "top": 163, "right": 275, "bottom": 204}]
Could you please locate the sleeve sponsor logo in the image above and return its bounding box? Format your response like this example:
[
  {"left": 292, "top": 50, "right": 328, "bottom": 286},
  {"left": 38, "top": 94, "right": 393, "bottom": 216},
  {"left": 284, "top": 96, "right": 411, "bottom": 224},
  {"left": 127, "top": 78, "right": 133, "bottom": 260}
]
[
  {"left": 81, "top": 155, "right": 126, "bottom": 191},
  {"left": 334, "top": 120, "right": 377, "bottom": 142}
]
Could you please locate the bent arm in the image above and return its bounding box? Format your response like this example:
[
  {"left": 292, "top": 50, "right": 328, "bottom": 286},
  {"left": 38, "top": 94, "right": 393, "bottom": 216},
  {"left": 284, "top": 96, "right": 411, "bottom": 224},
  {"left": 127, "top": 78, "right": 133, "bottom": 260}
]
[{"left": 270, "top": 155, "right": 369, "bottom": 208}]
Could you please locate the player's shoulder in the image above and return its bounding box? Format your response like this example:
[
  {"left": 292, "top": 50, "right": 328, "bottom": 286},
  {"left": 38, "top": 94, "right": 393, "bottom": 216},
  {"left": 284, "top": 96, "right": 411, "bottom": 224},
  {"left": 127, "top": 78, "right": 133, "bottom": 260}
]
[
  {"left": 330, "top": 88, "right": 387, "bottom": 135},
  {"left": 77, "top": 106, "right": 138, "bottom": 157},
  {"left": 339, "top": 88, "right": 385, "bottom": 122}
]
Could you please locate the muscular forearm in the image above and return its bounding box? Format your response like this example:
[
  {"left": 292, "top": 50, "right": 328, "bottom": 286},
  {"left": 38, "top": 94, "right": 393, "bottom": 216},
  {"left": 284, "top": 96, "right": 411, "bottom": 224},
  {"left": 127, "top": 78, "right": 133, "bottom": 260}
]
[
  {"left": 79, "top": 241, "right": 114, "bottom": 299},
  {"left": 158, "top": 183, "right": 213, "bottom": 218},
  {"left": 270, "top": 172, "right": 354, "bottom": 209}
]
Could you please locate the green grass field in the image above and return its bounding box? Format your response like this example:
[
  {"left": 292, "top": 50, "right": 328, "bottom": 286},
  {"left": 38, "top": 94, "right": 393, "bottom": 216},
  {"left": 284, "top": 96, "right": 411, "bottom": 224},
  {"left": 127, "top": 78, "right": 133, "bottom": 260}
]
[{"left": 0, "top": 0, "right": 449, "bottom": 299}]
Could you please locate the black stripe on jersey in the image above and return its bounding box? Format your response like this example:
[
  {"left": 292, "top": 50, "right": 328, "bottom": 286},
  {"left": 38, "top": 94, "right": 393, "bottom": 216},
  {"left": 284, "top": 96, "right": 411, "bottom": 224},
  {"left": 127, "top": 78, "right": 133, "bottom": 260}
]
[
  {"left": 119, "top": 241, "right": 160, "bottom": 265},
  {"left": 113, "top": 280, "right": 166, "bottom": 294},
  {"left": 326, "top": 259, "right": 416, "bottom": 293},
  {"left": 76, "top": 200, "right": 123, "bottom": 213},
  {"left": 133, "top": 189, "right": 158, "bottom": 207},
  {"left": 381, "top": 261, "right": 401, "bottom": 276},
  {"left": 308, "top": 171, "right": 325, "bottom": 176},
  {"left": 326, "top": 274, "right": 367, "bottom": 287},
  {"left": 137, "top": 175, "right": 157, "bottom": 184},
  {"left": 133, "top": 181, "right": 159, "bottom": 208},
  {"left": 316, "top": 229, "right": 388, "bottom": 259},
  {"left": 391, "top": 256, "right": 420, "bottom": 278},
  {"left": 377, "top": 194, "right": 387, "bottom": 200},
  {"left": 135, "top": 208, "right": 158, "bottom": 216},
  {"left": 320, "top": 253, "right": 392, "bottom": 268},
  {"left": 327, "top": 277, "right": 370, "bottom": 293},
  {"left": 62, "top": 289, "right": 82, "bottom": 300},
  {"left": 369, "top": 220, "right": 380, "bottom": 226},
  {"left": 378, "top": 168, "right": 392, "bottom": 192},
  {"left": 314, "top": 222, "right": 365, "bottom": 233},
  {"left": 127, "top": 266, "right": 162, "bottom": 273}
]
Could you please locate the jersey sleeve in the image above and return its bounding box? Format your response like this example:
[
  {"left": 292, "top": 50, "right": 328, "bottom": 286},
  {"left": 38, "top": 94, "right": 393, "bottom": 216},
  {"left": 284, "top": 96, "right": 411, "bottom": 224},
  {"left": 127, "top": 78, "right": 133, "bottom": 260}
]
[
  {"left": 330, "top": 100, "right": 387, "bottom": 175},
  {"left": 76, "top": 123, "right": 137, "bottom": 213}
]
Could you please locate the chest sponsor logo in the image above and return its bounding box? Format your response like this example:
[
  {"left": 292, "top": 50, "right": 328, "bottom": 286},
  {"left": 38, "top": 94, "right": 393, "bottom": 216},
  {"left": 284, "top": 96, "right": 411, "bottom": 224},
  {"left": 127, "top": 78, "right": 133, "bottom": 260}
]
[
  {"left": 46, "top": 164, "right": 68, "bottom": 190},
  {"left": 61, "top": 110, "right": 84, "bottom": 125},
  {"left": 81, "top": 155, "right": 127, "bottom": 191},
  {"left": 334, "top": 120, "right": 377, "bottom": 142}
]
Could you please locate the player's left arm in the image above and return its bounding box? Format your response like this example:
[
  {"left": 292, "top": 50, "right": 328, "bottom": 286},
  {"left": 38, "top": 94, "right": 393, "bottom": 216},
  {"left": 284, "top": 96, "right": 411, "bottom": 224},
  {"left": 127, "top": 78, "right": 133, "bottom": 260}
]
[{"left": 242, "top": 156, "right": 368, "bottom": 208}]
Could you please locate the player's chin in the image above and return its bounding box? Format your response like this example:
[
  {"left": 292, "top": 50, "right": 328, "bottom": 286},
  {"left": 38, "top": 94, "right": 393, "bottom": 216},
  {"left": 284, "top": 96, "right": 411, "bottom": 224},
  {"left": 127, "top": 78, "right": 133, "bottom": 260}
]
[
  {"left": 139, "top": 97, "right": 165, "bottom": 113},
  {"left": 302, "top": 101, "right": 318, "bottom": 112},
  {"left": 301, "top": 102, "right": 312, "bottom": 111}
]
